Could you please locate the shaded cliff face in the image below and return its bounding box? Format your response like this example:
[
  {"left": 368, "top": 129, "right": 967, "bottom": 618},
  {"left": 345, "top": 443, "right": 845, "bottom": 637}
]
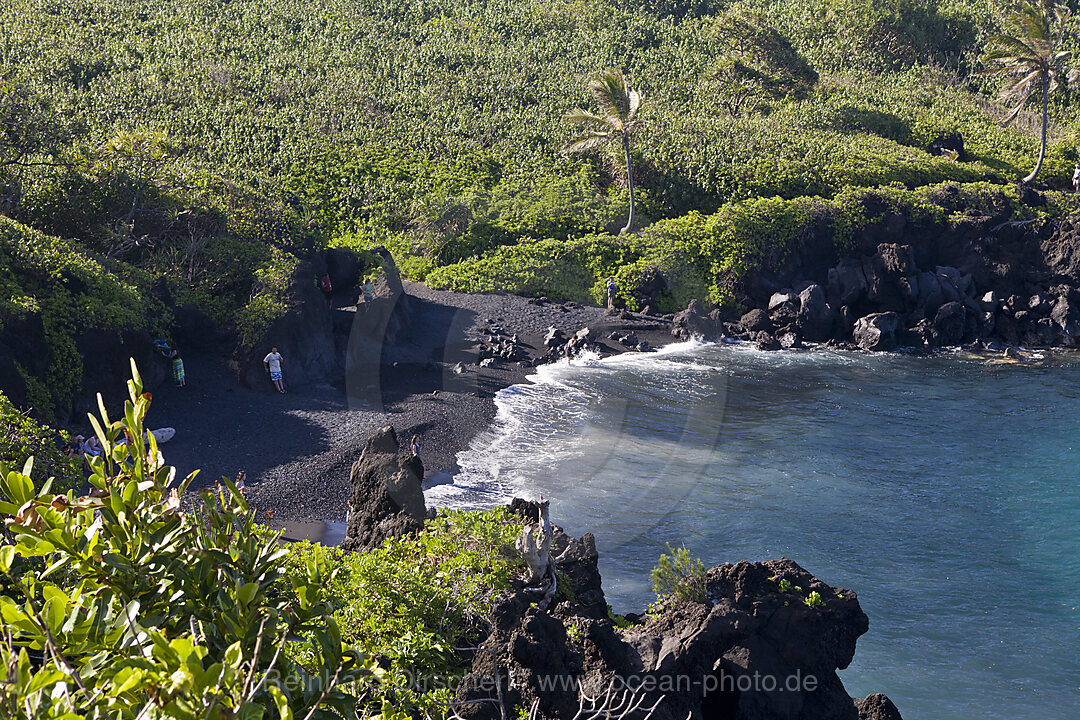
[
  {"left": 454, "top": 510, "right": 899, "bottom": 720},
  {"left": 0, "top": 316, "right": 168, "bottom": 425},
  {"left": 233, "top": 246, "right": 411, "bottom": 394}
]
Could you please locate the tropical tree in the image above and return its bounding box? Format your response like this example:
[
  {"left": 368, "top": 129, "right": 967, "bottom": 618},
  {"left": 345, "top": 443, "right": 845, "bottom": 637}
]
[
  {"left": 982, "top": 0, "right": 1076, "bottom": 183},
  {"left": 563, "top": 69, "right": 643, "bottom": 234}
]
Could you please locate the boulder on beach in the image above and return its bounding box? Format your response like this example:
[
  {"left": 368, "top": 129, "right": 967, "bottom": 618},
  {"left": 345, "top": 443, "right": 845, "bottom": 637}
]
[
  {"left": 740, "top": 307, "right": 773, "bottom": 334},
  {"left": 932, "top": 301, "right": 965, "bottom": 346},
  {"left": 796, "top": 282, "right": 837, "bottom": 341},
  {"left": 856, "top": 693, "right": 904, "bottom": 720},
  {"left": 341, "top": 426, "right": 426, "bottom": 552},
  {"left": 853, "top": 312, "right": 900, "bottom": 351},
  {"left": 672, "top": 299, "right": 717, "bottom": 340}
]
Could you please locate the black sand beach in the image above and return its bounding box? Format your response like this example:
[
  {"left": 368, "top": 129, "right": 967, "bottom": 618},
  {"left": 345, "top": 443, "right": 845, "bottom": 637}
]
[{"left": 144, "top": 281, "right": 675, "bottom": 526}]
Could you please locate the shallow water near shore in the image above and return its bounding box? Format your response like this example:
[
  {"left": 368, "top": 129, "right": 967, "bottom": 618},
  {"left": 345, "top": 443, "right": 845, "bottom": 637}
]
[{"left": 428, "top": 342, "right": 1080, "bottom": 720}]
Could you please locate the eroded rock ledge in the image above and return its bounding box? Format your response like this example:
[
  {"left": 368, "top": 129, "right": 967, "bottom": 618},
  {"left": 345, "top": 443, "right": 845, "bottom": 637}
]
[{"left": 454, "top": 501, "right": 901, "bottom": 720}]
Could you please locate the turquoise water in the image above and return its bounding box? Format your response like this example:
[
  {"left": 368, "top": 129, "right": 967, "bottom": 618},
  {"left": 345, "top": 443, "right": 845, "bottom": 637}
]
[{"left": 429, "top": 343, "right": 1080, "bottom": 720}]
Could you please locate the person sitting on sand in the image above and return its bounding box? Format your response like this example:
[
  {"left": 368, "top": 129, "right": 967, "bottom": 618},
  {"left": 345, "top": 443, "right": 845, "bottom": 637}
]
[
  {"left": 65, "top": 435, "right": 85, "bottom": 457},
  {"left": 82, "top": 436, "right": 103, "bottom": 458},
  {"left": 264, "top": 346, "right": 286, "bottom": 394}
]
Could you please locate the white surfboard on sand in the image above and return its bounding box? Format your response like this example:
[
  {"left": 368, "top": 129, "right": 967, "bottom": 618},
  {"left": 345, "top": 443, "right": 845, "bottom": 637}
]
[{"left": 149, "top": 427, "right": 176, "bottom": 443}]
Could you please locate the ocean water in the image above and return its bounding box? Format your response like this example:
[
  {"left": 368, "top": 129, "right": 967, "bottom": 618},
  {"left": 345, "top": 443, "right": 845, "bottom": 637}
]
[{"left": 426, "top": 342, "right": 1080, "bottom": 720}]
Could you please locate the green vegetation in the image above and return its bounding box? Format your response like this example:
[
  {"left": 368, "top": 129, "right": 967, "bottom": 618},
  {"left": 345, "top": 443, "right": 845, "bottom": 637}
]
[
  {"left": 3, "top": 0, "right": 1080, "bottom": 413},
  {"left": 650, "top": 542, "right": 707, "bottom": 604},
  {"left": 0, "top": 363, "right": 371, "bottom": 718},
  {"left": 276, "top": 508, "right": 524, "bottom": 716},
  {"left": 0, "top": 363, "right": 527, "bottom": 718},
  {"left": 804, "top": 590, "right": 826, "bottom": 609},
  {"left": 0, "top": 391, "right": 81, "bottom": 495}
]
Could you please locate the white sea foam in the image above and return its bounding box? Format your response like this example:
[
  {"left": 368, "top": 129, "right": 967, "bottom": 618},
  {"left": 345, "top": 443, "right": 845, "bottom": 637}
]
[{"left": 424, "top": 340, "right": 725, "bottom": 509}]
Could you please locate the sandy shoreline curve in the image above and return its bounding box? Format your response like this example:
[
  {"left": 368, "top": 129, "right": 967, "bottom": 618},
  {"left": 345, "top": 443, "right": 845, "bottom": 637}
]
[{"left": 142, "top": 281, "right": 676, "bottom": 527}]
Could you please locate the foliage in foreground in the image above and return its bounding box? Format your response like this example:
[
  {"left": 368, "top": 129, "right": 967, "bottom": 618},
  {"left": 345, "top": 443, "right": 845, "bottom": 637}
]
[
  {"left": 277, "top": 508, "right": 525, "bottom": 717},
  {"left": 0, "top": 362, "right": 371, "bottom": 719},
  {"left": 0, "top": 391, "right": 82, "bottom": 497},
  {"left": 0, "top": 362, "right": 528, "bottom": 718}
]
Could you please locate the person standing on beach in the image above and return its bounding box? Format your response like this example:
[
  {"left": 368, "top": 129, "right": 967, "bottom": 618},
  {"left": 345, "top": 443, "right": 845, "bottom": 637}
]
[
  {"left": 320, "top": 273, "right": 334, "bottom": 309},
  {"left": 263, "top": 347, "right": 285, "bottom": 394},
  {"left": 410, "top": 434, "right": 421, "bottom": 457},
  {"left": 1073, "top": 164, "right": 1080, "bottom": 192},
  {"left": 157, "top": 341, "right": 185, "bottom": 387},
  {"left": 168, "top": 347, "right": 185, "bottom": 387},
  {"left": 606, "top": 276, "right": 616, "bottom": 310}
]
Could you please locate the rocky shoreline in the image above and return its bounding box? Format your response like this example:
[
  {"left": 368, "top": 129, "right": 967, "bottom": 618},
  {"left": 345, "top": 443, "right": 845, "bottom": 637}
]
[
  {"left": 145, "top": 214, "right": 1080, "bottom": 527},
  {"left": 671, "top": 200, "right": 1080, "bottom": 353},
  {"left": 339, "top": 429, "right": 905, "bottom": 720}
]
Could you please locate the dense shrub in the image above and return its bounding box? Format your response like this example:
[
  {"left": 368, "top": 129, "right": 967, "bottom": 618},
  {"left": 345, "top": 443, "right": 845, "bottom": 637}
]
[
  {"left": 0, "top": 216, "right": 155, "bottom": 416},
  {"left": 428, "top": 181, "right": 1051, "bottom": 311},
  {"left": 0, "top": 392, "right": 82, "bottom": 495},
  {"left": 651, "top": 543, "right": 707, "bottom": 604},
  {"left": 277, "top": 508, "right": 525, "bottom": 715}
]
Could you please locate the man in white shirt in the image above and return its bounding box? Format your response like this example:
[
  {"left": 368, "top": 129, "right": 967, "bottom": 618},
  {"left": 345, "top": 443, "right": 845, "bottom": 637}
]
[{"left": 263, "top": 347, "right": 285, "bottom": 394}]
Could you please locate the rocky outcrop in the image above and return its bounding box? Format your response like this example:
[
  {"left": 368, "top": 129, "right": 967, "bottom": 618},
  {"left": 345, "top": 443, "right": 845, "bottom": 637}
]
[
  {"left": 0, "top": 312, "right": 168, "bottom": 424},
  {"left": 235, "top": 259, "right": 344, "bottom": 390},
  {"left": 796, "top": 283, "right": 837, "bottom": 341},
  {"left": 708, "top": 206, "right": 1080, "bottom": 351},
  {"left": 672, "top": 299, "right": 719, "bottom": 340},
  {"left": 344, "top": 247, "right": 414, "bottom": 408},
  {"left": 455, "top": 515, "right": 901, "bottom": 720},
  {"left": 855, "top": 694, "right": 903, "bottom": 720},
  {"left": 340, "top": 426, "right": 425, "bottom": 552}
]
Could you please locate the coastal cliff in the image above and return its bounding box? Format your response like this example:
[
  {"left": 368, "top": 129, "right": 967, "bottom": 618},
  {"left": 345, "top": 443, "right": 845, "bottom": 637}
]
[{"left": 668, "top": 202, "right": 1080, "bottom": 352}]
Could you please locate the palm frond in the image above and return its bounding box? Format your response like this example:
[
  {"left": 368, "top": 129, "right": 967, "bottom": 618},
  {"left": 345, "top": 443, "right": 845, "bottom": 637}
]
[
  {"left": 982, "top": 34, "right": 1041, "bottom": 65},
  {"left": 563, "top": 108, "right": 614, "bottom": 130},
  {"left": 997, "top": 67, "right": 1044, "bottom": 105},
  {"left": 563, "top": 134, "right": 611, "bottom": 154},
  {"left": 588, "top": 69, "right": 632, "bottom": 124}
]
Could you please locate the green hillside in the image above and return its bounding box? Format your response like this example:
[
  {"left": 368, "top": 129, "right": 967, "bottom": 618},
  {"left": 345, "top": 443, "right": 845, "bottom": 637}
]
[{"left": 2, "top": 0, "right": 1080, "bottom": 410}]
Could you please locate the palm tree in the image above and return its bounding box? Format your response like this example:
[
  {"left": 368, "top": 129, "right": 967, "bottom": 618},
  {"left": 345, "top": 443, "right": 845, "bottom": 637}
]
[
  {"left": 563, "top": 69, "right": 643, "bottom": 234},
  {"left": 982, "top": 0, "right": 1076, "bottom": 183}
]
